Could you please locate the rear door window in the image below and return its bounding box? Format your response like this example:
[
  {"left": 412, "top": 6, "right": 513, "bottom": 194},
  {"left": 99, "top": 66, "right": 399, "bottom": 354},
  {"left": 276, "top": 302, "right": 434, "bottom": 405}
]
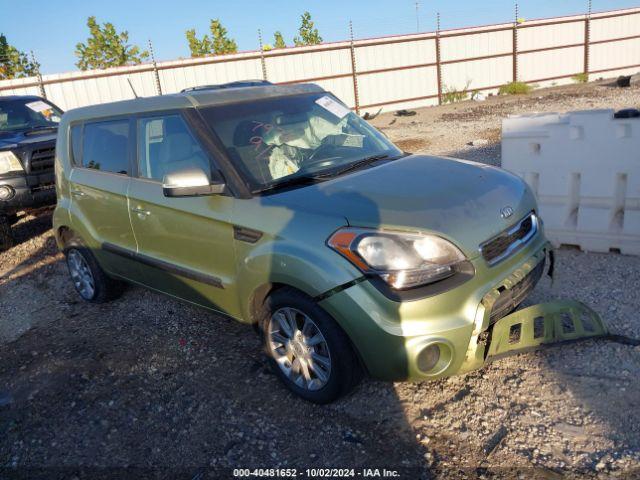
[
  {"left": 81, "top": 120, "right": 130, "bottom": 174},
  {"left": 70, "top": 124, "right": 82, "bottom": 166},
  {"left": 137, "top": 114, "right": 211, "bottom": 182}
]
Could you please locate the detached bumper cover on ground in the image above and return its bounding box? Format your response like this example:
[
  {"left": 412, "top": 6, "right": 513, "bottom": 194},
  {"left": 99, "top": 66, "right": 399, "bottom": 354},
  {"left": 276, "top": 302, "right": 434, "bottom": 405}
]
[
  {"left": 455, "top": 300, "right": 609, "bottom": 376},
  {"left": 463, "top": 294, "right": 608, "bottom": 373},
  {"left": 486, "top": 300, "right": 608, "bottom": 359}
]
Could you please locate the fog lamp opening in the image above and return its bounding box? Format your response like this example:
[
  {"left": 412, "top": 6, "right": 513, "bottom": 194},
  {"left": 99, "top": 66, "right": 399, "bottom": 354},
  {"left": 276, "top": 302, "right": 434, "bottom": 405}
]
[
  {"left": 416, "top": 342, "right": 452, "bottom": 375},
  {"left": 0, "top": 185, "right": 15, "bottom": 201}
]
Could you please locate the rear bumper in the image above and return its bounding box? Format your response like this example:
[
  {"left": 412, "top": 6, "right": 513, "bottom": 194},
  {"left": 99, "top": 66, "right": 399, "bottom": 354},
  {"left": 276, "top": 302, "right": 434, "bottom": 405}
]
[
  {"left": 319, "top": 232, "right": 550, "bottom": 381},
  {"left": 0, "top": 172, "right": 56, "bottom": 214}
]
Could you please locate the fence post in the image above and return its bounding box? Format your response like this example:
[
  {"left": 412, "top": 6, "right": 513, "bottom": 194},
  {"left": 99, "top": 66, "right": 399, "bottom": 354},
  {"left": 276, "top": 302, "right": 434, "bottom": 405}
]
[
  {"left": 258, "top": 29, "right": 268, "bottom": 81},
  {"left": 31, "top": 51, "right": 46, "bottom": 99},
  {"left": 349, "top": 21, "right": 360, "bottom": 115},
  {"left": 584, "top": 0, "right": 592, "bottom": 78},
  {"left": 148, "top": 40, "right": 162, "bottom": 95},
  {"left": 512, "top": 3, "right": 519, "bottom": 83},
  {"left": 436, "top": 13, "right": 443, "bottom": 105}
]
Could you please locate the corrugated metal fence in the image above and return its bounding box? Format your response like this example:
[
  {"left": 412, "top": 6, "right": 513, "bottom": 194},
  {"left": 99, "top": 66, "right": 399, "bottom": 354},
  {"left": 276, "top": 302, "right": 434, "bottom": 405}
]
[{"left": 1, "top": 7, "right": 639, "bottom": 114}]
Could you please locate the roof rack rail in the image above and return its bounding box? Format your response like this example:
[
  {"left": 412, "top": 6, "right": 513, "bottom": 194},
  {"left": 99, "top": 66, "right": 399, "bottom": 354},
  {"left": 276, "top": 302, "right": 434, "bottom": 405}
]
[{"left": 181, "top": 80, "right": 273, "bottom": 93}]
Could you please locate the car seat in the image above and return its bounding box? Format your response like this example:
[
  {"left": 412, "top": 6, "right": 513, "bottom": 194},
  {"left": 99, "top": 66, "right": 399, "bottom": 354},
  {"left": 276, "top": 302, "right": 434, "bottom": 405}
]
[{"left": 154, "top": 117, "right": 210, "bottom": 181}]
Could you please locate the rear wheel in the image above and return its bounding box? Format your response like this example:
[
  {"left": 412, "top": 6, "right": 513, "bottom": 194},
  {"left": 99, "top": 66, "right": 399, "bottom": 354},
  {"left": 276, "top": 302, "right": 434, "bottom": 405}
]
[
  {"left": 64, "top": 243, "right": 125, "bottom": 303},
  {"left": 261, "top": 288, "right": 361, "bottom": 403},
  {"left": 0, "top": 216, "right": 15, "bottom": 252}
]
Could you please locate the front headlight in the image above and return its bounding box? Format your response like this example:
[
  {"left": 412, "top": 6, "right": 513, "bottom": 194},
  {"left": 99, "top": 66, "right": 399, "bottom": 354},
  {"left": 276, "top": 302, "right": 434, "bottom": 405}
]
[
  {"left": 0, "top": 151, "right": 24, "bottom": 175},
  {"left": 328, "top": 228, "right": 466, "bottom": 289}
]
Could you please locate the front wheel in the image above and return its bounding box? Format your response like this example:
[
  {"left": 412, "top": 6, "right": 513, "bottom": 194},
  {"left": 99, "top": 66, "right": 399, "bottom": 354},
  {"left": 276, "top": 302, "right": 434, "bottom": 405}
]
[{"left": 261, "top": 288, "right": 362, "bottom": 403}]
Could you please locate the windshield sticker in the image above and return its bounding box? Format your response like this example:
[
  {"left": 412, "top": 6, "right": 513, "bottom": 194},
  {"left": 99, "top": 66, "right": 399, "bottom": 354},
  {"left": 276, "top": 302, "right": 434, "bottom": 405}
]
[
  {"left": 147, "top": 119, "right": 164, "bottom": 143},
  {"left": 26, "top": 100, "right": 52, "bottom": 114},
  {"left": 315, "top": 96, "right": 351, "bottom": 119}
]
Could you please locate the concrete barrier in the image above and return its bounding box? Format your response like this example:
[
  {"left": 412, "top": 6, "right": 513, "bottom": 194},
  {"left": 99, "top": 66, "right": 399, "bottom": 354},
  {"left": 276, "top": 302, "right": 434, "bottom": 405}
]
[{"left": 502, "top": 109, "right": 640, "bottom": 255}]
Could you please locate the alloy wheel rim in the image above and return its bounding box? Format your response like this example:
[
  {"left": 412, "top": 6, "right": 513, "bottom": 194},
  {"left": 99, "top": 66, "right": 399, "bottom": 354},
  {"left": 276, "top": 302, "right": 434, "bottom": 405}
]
[
  {"left": 268, "top": 307, "right": 332, "bottom": 391},
  {"left": 67, "top": 250, "right": 95, "bottom": 300}
]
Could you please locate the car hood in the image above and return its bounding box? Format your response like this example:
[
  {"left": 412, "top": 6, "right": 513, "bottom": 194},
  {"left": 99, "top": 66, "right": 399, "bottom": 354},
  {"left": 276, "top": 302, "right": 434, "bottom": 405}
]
[
  {"left": 263, "top": 154, "right": 537, "bottom": 259},
  {"left": 0, "top": 130, "right": 57, "bottom": 150}
]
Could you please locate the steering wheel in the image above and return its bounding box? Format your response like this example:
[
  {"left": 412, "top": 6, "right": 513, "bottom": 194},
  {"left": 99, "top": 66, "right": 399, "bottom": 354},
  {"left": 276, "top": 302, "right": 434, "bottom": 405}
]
[
  {"left": 304, "top": 135, "right": 357, "bottom": 169},
  {"left": 307, "top": 138, "right": 339, "bottom": 162}
]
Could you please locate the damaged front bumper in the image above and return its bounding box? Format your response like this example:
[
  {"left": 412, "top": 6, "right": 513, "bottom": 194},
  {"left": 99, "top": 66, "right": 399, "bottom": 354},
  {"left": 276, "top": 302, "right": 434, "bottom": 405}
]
[
  {"left": 460, "top": 300, "right": 608, "bottom": 373},
  {"left": 319, "top": 237, "right": 608, "bottom": 381}
]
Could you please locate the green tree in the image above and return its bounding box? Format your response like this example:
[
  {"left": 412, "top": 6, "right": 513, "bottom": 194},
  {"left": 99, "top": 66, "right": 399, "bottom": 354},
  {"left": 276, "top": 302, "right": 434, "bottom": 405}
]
[
  {"left": 210, "top": 20, "right": 237, "bottom": 54},
  {"left": 186, "top": 19, "right": 238, "bottom": 57},
  {"left": 185, "top": 29, "right": 211, "bottom": 57},
  {"left": 0, "top": 34, "right": 39, "bottom": 80},
  {"left": 75, "top": 17, "right": 148, "bottom": 70},
  {"left": 273, "top": 31, "right": 286, "bottom": 49},
  {"left": 293, "top": 12, "right": 323, "bottom": 46}
]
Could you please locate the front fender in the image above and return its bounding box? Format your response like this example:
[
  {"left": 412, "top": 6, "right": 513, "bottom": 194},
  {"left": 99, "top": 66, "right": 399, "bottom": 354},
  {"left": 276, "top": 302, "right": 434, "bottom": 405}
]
[{"left": 235, "top": 238, "right": 362, "bottom": 322}]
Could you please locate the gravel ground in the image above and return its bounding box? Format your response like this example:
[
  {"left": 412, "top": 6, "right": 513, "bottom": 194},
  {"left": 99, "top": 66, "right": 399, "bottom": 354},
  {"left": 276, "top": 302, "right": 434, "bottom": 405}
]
[{"left": 1, "top": 80, "right": 640, "bottom": 479}]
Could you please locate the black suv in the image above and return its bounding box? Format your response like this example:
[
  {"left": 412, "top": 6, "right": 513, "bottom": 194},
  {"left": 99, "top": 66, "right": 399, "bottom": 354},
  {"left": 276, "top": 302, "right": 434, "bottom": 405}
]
[{"left": 0, "top": 95, "right": 63, "bottom": 250}]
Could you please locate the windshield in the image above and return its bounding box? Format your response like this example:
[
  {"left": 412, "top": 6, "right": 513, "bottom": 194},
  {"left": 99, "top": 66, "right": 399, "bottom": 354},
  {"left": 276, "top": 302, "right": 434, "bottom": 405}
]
[
  {"left": 0, "top": 98, "right": 63, "bottom": 134},
  {"left": 199, "top": 93, "right": 402, "bottom": 191}
]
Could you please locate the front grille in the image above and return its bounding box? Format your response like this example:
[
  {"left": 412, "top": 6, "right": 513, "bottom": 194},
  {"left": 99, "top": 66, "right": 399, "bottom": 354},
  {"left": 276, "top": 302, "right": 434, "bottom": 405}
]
[
  {"left": 480, "top": 213, "right": 537, "bottom": 265},
  {"left": 489, "top": 259, "right": 545, "bottom": 323},
  {"left": 28, "top": 146, "right": 56, "bottom": 173}
]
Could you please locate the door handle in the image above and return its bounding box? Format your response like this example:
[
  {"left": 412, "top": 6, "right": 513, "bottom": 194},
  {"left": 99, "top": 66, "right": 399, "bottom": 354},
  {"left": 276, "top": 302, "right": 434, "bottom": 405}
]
[
  {"left": 131, "top": 207, "right": 151, "bottom": 216},
  {"left": 70, "top": 190, "right": 85, "bottom": 197}
]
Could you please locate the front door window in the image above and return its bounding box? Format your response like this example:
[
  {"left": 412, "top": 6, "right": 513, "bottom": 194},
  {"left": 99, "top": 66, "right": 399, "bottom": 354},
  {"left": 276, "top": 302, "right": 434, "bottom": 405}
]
[{"left": 137, "top": 114, "right": 211, "bottom": 182}]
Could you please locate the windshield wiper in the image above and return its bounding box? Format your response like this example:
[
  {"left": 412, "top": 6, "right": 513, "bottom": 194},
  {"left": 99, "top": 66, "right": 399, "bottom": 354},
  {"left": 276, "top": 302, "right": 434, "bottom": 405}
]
[
  {"left": 23, "top": 125, "right": 58, "bottom": 135},
  {"left": 314, "top": 153, "right": 401, "bottom": 179},
  {"left": 255, "top": 153, "right": 405, "bottom": 194},
  {"left": 255, "top": 173, "right": 327, "bottom": 194}
]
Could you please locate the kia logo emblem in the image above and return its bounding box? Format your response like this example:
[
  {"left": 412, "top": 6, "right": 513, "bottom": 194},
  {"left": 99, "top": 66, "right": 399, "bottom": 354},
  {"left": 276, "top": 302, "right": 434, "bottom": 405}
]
[{"left": 500, "top": 206, "right": 514, "bottom": 219}]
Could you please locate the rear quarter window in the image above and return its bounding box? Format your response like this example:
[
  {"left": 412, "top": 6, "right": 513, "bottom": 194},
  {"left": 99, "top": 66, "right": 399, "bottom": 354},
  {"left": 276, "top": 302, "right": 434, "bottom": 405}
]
[{"left": 80, "top": 120, "right": 130, "bottom": 174}]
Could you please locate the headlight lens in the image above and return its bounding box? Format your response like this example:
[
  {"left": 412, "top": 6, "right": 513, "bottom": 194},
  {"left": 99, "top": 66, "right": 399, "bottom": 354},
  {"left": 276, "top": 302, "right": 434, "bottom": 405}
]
[
  {"left": 0, "top": 151, "right": 24, "bottom": 175},
  {"left": 328, "top": 228, "right": 466, "bottom": 289}
]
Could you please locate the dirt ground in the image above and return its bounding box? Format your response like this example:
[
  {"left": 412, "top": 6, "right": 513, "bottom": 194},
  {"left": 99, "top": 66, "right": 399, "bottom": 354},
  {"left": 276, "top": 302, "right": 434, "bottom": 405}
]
[{"left": 2, "top": 80, "right": 640, "bottom": 479}]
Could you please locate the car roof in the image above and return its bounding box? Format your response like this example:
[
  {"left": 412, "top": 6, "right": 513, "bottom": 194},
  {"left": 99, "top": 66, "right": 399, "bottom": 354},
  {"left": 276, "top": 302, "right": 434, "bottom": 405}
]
[
  {"left": 62, "top": 83, "right": 326, "bottom": 123},
  {"left": 0, "top": 95, "right": 47, "bottom": 102}
]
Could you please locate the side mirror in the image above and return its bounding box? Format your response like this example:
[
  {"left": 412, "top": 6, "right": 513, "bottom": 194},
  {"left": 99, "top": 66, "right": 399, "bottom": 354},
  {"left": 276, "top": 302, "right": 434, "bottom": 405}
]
[{"left": 162, "top": 166, "right": 226, "bottom": 197}]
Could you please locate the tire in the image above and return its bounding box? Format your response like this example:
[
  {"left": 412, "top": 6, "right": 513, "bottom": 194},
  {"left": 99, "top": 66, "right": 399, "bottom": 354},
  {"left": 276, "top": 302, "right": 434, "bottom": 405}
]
[
  {"left": 0, "top": 216, "right": 15, "bottom": 252},
  {"left": 63, "top": 242, "right": 125, "bottom": 303},
  {"left": 260, "top": 287, "right": 362, "bottom": 404}
]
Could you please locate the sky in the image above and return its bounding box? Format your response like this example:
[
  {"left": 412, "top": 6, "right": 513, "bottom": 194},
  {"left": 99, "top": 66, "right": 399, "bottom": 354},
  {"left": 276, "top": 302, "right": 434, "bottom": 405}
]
[{"left": 2, "top": 0, "right": 640, "bottom": 74}]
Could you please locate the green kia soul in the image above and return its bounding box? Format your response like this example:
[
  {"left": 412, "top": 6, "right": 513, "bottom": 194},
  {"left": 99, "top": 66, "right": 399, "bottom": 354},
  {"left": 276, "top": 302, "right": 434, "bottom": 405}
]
[{"left": 53, "top": 82, "right": 553, "bottom": 403}]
